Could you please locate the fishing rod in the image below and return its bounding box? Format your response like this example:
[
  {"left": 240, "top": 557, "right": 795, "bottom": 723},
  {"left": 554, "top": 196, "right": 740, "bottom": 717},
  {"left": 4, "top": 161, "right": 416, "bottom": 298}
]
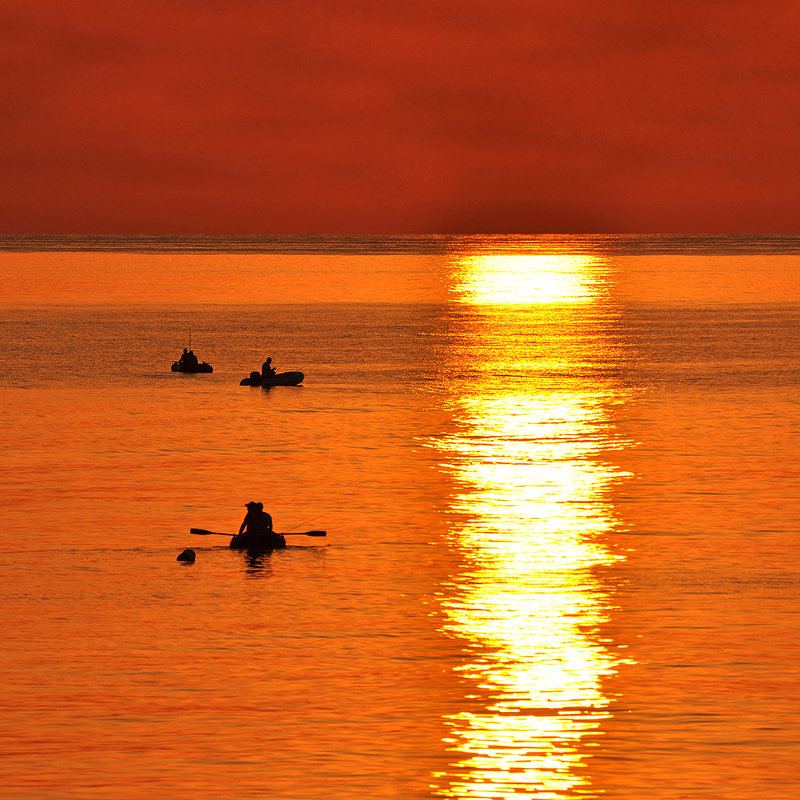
[{"left": 282, "top": 516, "right": 321, "bottom": 533}]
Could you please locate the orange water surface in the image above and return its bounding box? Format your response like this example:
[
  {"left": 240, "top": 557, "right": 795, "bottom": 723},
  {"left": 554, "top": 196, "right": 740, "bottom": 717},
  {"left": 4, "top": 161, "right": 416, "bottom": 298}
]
[{"left": 1, "top": 237, "right": 799, "bottom": 799}]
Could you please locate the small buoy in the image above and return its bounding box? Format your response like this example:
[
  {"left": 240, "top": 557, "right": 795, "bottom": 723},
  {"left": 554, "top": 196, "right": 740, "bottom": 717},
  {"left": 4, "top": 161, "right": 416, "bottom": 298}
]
[{"left": 177, "top": 548, "right": 196, "bottom": 563}]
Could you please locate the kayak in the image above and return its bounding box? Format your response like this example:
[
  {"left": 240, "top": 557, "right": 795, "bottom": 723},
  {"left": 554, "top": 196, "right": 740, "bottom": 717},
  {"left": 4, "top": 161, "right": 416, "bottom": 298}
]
[
  {"left": 172, "top": 361, "right": 213, "bottom": 373},
  {"left": 240, "top": 370, "right": 304, "bottom": 386},
  {"left": 229, "top": 531, "right": 287, "bottom": 550}
]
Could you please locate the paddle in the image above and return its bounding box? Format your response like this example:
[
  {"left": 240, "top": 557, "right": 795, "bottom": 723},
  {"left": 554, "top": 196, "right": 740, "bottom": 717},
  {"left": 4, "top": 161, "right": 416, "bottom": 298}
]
[{"left": 190, "top": 528, "right": 326, "bottom": 537}]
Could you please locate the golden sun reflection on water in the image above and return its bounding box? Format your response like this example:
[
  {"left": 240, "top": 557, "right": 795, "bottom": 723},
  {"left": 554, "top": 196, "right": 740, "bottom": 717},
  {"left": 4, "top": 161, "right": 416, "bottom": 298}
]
[
  {"left": 431, "top": 254, "right": 628, "bottom": 798},
  {"left": 452, "top": 255, "right": 606, "bottom": 305}
]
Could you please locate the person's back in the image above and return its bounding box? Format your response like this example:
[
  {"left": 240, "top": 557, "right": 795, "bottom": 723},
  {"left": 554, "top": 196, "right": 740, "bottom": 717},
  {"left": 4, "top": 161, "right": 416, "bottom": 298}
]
[
  {"left": 249, "top": 508, "right": 272, "bottom": 536},
  {"left": 254, "top": 508, "right": 283, "bottom": 548},
  {"left": 236, "top": 502, "right": 282, "bottom": 548}
]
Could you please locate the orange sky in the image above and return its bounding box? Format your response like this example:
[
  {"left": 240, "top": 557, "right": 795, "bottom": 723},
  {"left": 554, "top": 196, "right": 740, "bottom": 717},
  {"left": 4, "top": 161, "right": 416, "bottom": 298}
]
[{"left": 3, "top": 1, "right": 800, "bottom": 233}]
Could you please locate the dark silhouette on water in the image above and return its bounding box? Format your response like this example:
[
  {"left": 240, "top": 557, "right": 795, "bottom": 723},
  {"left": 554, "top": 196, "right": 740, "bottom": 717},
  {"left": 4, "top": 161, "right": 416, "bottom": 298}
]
[
  {"left": 190, "top": 526, "right": 326, "bottom": 538},
  {"left": 172, "top": 348, "right": 213, "bottom": 373},
  {"left": 176, "top": 548, "right": 196, "bottom": 563},
  {"left": 182, "top": 348, "right": 198, "bottom": 369},
  {"left": 230, "top": 501, "right": 286, "bottom": 550},
  {"left": 239, "top": 355, "right": 304, "bottom": 386},
  {"left": 242, "top": 549, "right": 276, "bottom": 573},
  {"left": 241, "top": 370, "right": 263, "bottom": 386}
]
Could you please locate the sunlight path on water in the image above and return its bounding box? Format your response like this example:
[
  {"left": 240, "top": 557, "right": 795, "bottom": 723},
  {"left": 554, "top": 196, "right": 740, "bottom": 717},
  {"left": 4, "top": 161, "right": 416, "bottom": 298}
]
[
  {"left": 451, "top": 255, "right": 607, "bottom": 305},
  {"left": 429, "top": 253, "right": 632, "bottom": 798}
]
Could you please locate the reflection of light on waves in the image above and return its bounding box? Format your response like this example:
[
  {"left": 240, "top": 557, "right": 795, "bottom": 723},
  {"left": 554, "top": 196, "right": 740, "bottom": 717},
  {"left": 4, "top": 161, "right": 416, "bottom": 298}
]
[
  {"left": 431, "top": 253, "right": 626, "bottom": 798},
  {"left": 453, "top": 255, "right": 605, "bottom": 305},
  {"left": 432, "top": 395, "right": 624, "bottom": 798}
]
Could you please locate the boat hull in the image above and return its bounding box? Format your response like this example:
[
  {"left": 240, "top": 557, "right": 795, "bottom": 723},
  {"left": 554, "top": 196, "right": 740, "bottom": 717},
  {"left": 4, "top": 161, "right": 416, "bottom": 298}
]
[
  {"left": 263, "top": 371, "right": 304, "bottom": 386},
  {"left": 229, "top": 532, "right": 287, "bottom": 551},
  {"left": 240, "top": 371, "right": 304, "bottom": 386},
  {"left": 172, "top": 362, "right": 213, "bottom": 373}
]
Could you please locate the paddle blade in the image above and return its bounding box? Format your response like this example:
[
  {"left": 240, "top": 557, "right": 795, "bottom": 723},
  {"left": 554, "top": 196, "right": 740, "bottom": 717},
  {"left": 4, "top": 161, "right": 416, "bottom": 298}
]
[{"left": 190, "top": 527, "right": 325, "bottom": 537}]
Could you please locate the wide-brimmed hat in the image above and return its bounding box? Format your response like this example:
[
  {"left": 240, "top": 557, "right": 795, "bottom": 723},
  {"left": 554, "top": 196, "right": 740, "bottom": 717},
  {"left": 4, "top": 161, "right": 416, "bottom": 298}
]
[{"left": 245, "top": 501, "right": 261, "bottom": 509}]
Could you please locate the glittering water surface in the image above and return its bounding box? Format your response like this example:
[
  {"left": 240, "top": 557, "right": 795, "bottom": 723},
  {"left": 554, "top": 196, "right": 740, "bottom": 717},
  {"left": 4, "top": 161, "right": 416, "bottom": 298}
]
[{"left": 1, "top": 238, "right": 799, "bottom": 799}]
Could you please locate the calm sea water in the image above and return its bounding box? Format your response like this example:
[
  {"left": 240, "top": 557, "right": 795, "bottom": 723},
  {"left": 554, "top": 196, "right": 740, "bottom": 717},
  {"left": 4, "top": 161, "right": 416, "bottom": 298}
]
[{"left": 1, "top": 236, "right": 798, "bottom": 799}]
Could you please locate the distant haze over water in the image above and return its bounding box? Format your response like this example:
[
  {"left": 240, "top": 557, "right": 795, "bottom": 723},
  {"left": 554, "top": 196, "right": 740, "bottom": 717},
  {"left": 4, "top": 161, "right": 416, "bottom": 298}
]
[{"left": 4, "top": 233, "right": 800, "bottom": 254}]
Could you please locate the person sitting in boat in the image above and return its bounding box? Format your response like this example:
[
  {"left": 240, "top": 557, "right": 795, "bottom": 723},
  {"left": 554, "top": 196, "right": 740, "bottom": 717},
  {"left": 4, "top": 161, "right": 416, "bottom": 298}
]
[
  {"left": 232, "top": 502, "right": 286, "bottom": 550},
  {"left": 177, "top": 348, "right": 190, "bottom": 368},
  {"left": 261, "top": 357, "right": 277, "bottom": 378},
  {"left": 239, "top": 501, "right": 274, "bottom": 539},
  {"left": 186, "top": 349, "right": 199, "bottom": 368}
]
